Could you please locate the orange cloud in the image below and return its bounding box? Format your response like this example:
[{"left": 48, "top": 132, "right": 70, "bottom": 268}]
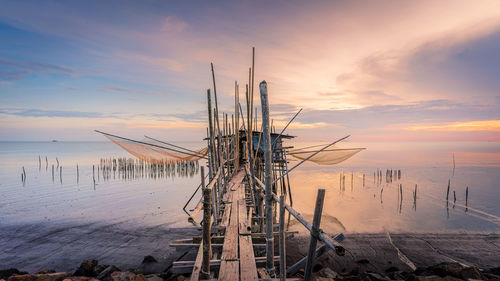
[{"left": 408, "top": 120, "right": 500, "bottom": 131}]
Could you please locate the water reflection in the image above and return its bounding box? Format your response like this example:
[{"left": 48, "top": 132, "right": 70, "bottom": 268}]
[{"left": 288, "top": 165, "right": 500, "bottom": 233}]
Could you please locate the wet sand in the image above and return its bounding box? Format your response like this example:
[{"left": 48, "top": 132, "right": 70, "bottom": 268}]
[
  {"left": 287, "top": 232, "right": 500, "bottom": 274},
  {"left": 1, "top": 221, "right": 498, "bottom": 275},
  {"left": 0, "top": 222, "right": 200, "bottom": 273}
]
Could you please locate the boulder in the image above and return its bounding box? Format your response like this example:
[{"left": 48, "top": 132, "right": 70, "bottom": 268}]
[
  {"left": 460, "top": 267, "right": 485, "bottom": 280},
  {"left": 319, "top": 268, "right": 338, "bottom": 279},
  {"left": 1, "top": 269, "right": 28, "bottom": 280},
  {"left": 414, "top": 276, "right": 444, "bottom": 281},
  {"left": 366, "top": 272, "right": 391, "bottom": 281},
  {"left": 144, "top": 275, "right": 162, "bottom": 281},
  {"left": 430, "top": 263, "right": 464, "bottom": 278},
  {"left": 111, "top": 271, "right": 136, "bottom": 281},
  {"left": 8, "top": 273, "right": 68, "bottom": 281},
  {"left": 62, "top": 277, "right": 99, "bottom": 281},
  {"left": 74, "top": 260, "right": 98, "bottom": 277},
  {"left": 96, "top": 265, "right": 120, "bottom": 281}
]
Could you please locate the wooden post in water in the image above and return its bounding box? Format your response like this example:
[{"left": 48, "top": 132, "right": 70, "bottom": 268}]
[
  {"left": 279, "top": 195, "right": 286, "bottom": 281},
  {"left": 259, "top": 80, "right": 275, "bottom": 274},
  {"left": 304, "top": 189, "right": 326, "bottom": 281},
  {"left": 201, "top": 167, "right": 211, "bottom": 279},
  {"left": 446, "top": 179, "right": 450, "bottom": 202},
  {"left": 60, "top": 166, "right": 62, "bottom": 184},
  {"left": 207, "top": 89, "right": 216, "bottom": 181},
  {"left": 77, "top": 164, "right": 79, "bottom": 184}
]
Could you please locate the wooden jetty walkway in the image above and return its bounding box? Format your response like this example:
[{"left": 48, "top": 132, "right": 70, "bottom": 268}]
[{"left": 170, "top": 50, "right": 348, "bottom": 280}]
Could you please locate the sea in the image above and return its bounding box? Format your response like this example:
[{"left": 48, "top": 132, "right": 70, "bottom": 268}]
[{"left": 0, "top": 140, "right": 498, "bottom": 271}]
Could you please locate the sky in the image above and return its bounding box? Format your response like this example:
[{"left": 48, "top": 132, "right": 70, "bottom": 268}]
[{"left": 0, "top": 0, "right": 499, "bottom": 143}]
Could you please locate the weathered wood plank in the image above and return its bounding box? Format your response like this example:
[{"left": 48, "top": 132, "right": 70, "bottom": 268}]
[
  {"left": 239, "top": 185, "right": 258, "bottom": 281},
  {"left": 190, "top": 242, "right": 203, "bottom": 281},
  {"left": 219, "top": 260, "right": 239, "bottom": 281}
]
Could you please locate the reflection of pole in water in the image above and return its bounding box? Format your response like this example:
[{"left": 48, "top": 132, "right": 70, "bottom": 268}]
[
  {"left": 413, "top": 184, "right": 417, "bottom": 211},
  {"left": 39, "top": 156, "right": 41, "bottom": 171},
  {"left": 351, "top": 172, "right": 353, "bottom": 192},
  {"left": 363, "top": 173, "right": 365, "bottom": 187},
  {"left": 380, "top": 188, "right": 383, "bottom": 204},
  {"left": 52, "top": 165, "right": 54, "bottom": 182},
  {"left": 453, "top": 191, "right": 456, "bottom": 208},
  {"left": 446, "top": 179, "right": 450, "bottom": 202},
  {"left": 60, "top": 166, "right": 62, "bottom": 184},
  {"left": 399, "top": 184, "right": 403, "bottom": 214},
  {"left": 77, "top": 164, "right": 79, "bottom": 184},
  {"left": 465, "top": 186, "right": 469, "bottom": 213}
]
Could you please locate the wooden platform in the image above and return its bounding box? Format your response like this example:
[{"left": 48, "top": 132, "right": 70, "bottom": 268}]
[{"left": 184, "top": 169, "right": 259, "bottom": 281}]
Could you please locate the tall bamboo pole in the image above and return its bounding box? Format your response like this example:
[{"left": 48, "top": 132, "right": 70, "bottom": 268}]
[
  {"left": 207, "top": 89, "right": 216, "bottom": 180},
  {"left": 260, "top": 81, "right": 275, "bottom": 274}
]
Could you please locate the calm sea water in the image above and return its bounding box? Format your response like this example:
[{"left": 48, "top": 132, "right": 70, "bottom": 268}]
[{"left": 0, "top": 141, "right": 498, "bottom": 233}]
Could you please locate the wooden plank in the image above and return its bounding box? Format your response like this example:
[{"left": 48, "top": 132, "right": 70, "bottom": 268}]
[
  {"left": 239, "top": 235, "right": 258, "bottom": 280},
  {"left": 239, "top": 187, "right": 258, "bottom": 281},
  {"left": 219, "top": 260, "right": 239, "bottom": 281},
  {"left": 190, "top": 242, "right": 203, "bottom": 281},
  {"left": 221, "top": 194, "right": 239, "bottom": 260}
]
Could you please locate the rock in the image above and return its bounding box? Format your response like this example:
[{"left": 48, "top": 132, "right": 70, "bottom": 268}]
[
  {"left": 486, "top": 268, "right": 500, "bottom": 276},
  {"left": 386, "top": 267, "right": 400, "bottom": 273},
  {"left": 357, "top": 259, "right": 371, "bottom": 265},
  {"left": 111, "top": 271, "right": 136, "bottom": 281},
  {"left": 442, "top": 276, "right": 463, "bottom": 281},
  {"left": 366, "top": 272, "right": 391, "bottom": 281},
  {"left": 35, "top": 272, "right": 55, "bottom": 275},
  {"left": 414, "top": 276, "right": 444, "bottom": 281},
  {"left": 430, "top": 263, "right": 463, "bottom": 278},
  {"left": 1, "top": 269, "right": 28, "bottom": 280},
  {"left": 175, "top": 276, "right": 185, "bottom": 281},
  {"left": 313, "top": 278, "right": 335, "bottom": 281},
  {"left": 62, "top": 277, "right": 99, "bottom": 281},
  {"left": 141, "top": 256, "right": 157, "bottom": 264},
  {"left": 144, "top": 275, "right": 162, "bottom": 281},
  {"left": 460, "top": 267, "right": 485, "bottom": 280},
  {"left": 96, "top": 265, "right": 120, "bottom": 281},
  {"left": 338, "top": 275, "right": 361, "bottom": 281},
  {"left": 130, "top": 275, "right": 148, "bottom": 281},
  {"left": 74, "top": 259, "right": 98, "bottom": 277},
  {"left": 387, "top": 271, "right": 406, "bottom": 280},
  {"left": 319, "top": 268, "right": 338, "bottom": 279},
  {"left": 8, "top": 273, "right": 68, "bottom": 281}
]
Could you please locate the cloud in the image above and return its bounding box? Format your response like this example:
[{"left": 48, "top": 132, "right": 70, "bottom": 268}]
[
  {"left": 161, "top": 16, "right": 188, "bottom": 33},
  {"left": 100, "top": 84, "right": 170, "bottom": 96},
  {"left": 0, "top": 56, "right": 76, "bottom": 81},
  {"left": 0, "top": 108, "right": 104, "bottom": 118}
]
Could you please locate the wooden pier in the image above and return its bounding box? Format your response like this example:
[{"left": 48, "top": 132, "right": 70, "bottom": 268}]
[{"left": 170, "top": 50, "right": 347, "bottom": 280}]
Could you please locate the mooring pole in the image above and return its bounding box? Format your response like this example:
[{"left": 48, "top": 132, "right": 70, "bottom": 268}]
[
  {"left": 201, "top": 166, "right": 212, "bottom": 279},
  {"left": 304, "top": 189, "right": 326, "bottom": 281},
  {"left": 279, "top": 195, "right": 286, "bottom": 280},
  {"left": 260, "top": 80, "right": 275, "bottom": 274}
]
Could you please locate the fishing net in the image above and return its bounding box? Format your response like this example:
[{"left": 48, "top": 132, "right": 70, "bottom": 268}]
[
  {"left": 102, "top": 133, "right": 208, "bottom": 165},
  {"left": 288, "top": 145, "right": 365, "bottom": 165}
]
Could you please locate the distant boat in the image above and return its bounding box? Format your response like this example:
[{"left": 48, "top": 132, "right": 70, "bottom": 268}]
[{"left": 52, "top": 140, "right": 58, "bottom": 142}]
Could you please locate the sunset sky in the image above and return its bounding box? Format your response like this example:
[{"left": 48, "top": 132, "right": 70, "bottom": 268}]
[{"left": 1, "top": 0, "right": 499, "bottom": 142}]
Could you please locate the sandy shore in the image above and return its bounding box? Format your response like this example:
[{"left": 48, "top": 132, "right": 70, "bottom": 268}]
[{"left": 0, "top": 222, "right": 498, "bottom": 277}]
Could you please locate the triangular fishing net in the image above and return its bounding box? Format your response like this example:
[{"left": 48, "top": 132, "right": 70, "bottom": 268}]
[
  {"left": 102, "top": 133, "right": 208, "bottom": 165},
  {"left": 288, "top": 145, "right": 365, "bottom": 165}
]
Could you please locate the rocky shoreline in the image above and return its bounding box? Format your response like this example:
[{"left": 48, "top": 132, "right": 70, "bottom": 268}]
[{"left": 1, "top": 258, "right": 499, "bottom": 281}]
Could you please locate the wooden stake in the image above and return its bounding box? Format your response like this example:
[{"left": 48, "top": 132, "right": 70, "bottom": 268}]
[
  {"left": 201, "top": 167, "right": 211, "bottom": 279},
  {"left": 304, "top": 189, "right": 325, "bottom": 281},
  {"left": 279, "top": 195, "right": 286, "bottom": 281},
  {"left": 259, "top": 81, "right": 275, "bottom": 274}
]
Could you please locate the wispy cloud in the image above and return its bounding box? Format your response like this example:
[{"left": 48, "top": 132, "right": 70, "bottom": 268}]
[
  {"left": 100, "top": 84, "right": 170, "bottom": 96},
  {"left": 0, "top": 56, "right": 76, "bottom": 81},
  {"left": 0, "top": 108, "right": 104, "bottom": 118}
]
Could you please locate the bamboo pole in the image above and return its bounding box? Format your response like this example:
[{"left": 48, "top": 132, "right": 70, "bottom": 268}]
[
  {"left": 279, "top": 195, "right": 286, "bottom": 281},
  {"left": 207, "top": 89, "right": 216, "bottom": 180},
  {"left": 201, "top": 167, "right": 212, "bottom": 279},
  {"left": 304, "top": 189, "right": 326, "bottom": 281},
  {"left": 259, "top": 81, "right": 275, "bottom": 273}
]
